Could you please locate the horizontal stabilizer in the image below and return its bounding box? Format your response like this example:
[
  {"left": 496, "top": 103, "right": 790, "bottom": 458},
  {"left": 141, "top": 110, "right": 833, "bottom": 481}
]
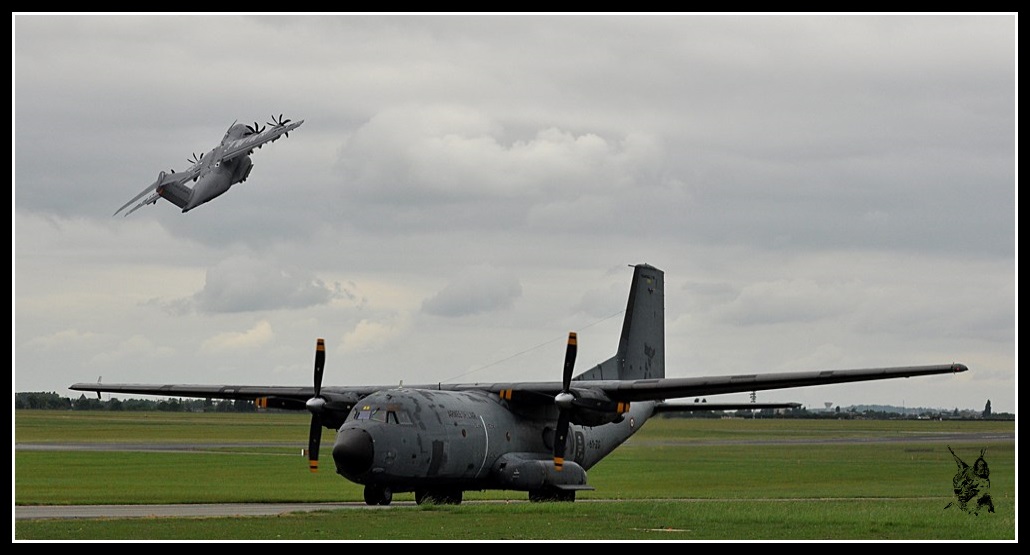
[{"left": 114, "top": 170, "right": 192, "bottom": 216}]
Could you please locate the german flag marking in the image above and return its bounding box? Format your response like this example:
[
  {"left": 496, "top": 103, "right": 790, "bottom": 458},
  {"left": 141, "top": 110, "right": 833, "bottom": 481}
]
[
  {"left": 554, "top": 458, "right": 564, "bottom": 471},
  {"left": 309, "top": 461, "right": 319, "bottom": 472}
]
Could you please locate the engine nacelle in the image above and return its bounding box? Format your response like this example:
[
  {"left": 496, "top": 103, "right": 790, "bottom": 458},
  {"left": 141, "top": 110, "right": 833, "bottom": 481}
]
[{"left": 568, "top": 387, "right": 630, "bottom": 427}]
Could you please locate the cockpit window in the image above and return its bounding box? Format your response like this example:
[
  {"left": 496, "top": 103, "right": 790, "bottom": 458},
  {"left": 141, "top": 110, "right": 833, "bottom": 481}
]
[
  {"left": 354, "top": 405, "right": 375, "bottom": 421},
  {"left": 387, "top": 410, "right": 413, "bottom": 425},
  {"left": 352, "top": 405, "right": 412, "bottom": 425}
]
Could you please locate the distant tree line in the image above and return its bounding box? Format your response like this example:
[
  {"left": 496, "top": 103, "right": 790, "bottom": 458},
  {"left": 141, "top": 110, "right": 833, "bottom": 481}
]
[
  {"left": 659, "top": 403, "right": 1014, "bottom": 421},
  {"left": 14, "top": 392, "right": 257, "bottom": 413}
]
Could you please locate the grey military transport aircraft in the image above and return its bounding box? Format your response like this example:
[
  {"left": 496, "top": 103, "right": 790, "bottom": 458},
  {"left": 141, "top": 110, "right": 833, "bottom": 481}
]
[
  {"left": 71, "top": 264, "right": 968, "bottom": 506},
  {"left": 113, "top": 114, "right": 303, "bottom": 216}
]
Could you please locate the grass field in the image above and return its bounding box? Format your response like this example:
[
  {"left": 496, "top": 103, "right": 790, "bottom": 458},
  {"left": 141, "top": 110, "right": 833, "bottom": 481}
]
[{"left": 13, "top": 410, "right": 1016, "bottom": 541}]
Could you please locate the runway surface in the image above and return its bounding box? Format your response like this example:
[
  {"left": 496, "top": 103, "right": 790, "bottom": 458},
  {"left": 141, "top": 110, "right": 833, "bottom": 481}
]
[{"left": 15, "top": 429, "right": 1013, "bottom": 521}]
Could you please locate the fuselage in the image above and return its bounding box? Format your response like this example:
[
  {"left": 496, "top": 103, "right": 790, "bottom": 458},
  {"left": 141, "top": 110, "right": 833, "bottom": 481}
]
[
  {"left": 331, "top": 387, "right": 655, "bottom": 494},
  {"left": 183, "top": 123, "right": 256, "bottom": 212}
]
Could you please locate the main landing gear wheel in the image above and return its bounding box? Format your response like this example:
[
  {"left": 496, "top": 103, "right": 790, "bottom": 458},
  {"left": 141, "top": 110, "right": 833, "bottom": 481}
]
[
  {"left": 415, "top": 489, "right": 463, "bottom": 505},
  {"left": 363, "top": 485, "right": 393, "bottom": 506},
  {"left": 528, "top": 487, "right": 576, "bottom": 502}
]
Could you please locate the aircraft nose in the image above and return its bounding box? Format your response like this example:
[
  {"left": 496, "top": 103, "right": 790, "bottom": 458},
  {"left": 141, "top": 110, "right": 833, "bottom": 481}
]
[{"left": 333, "top": 428, "right": 374, "bottom": 477}]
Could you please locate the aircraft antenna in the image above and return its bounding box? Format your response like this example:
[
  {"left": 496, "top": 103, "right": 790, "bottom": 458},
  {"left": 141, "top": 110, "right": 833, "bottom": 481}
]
[{"left": 439, "top": 309, "right": 624, "bottom": 383}]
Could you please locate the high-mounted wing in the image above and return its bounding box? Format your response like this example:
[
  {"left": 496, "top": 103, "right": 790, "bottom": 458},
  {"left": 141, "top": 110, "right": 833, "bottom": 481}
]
[
  {"left": 70, "top": 364, "right": 967, "bottom": 415},
  {"left": 480, "top": 363, "right": 967, "bottom": 404},
  {"left": 218, "top": 117, "right": 304, "bottom": 163}
]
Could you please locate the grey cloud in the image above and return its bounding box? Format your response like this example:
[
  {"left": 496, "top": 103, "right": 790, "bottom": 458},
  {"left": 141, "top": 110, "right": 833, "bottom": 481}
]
[
  {"left": 422, "top": 265, "right": 522, "bottom": 317},
  {"left": 185, "top": 255, "right": 340, "bottom": 313}
]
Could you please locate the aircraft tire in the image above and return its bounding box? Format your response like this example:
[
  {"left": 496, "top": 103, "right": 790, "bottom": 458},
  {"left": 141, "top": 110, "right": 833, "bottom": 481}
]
[
  {"left": 363, "top": 485, "right": 393, "bottom": 506},
  {"left": 415, "top": 488, "right": 463, "bottom": 505},
  {"left": 529, "top": 487, "right": 575, "bottom": 502}
]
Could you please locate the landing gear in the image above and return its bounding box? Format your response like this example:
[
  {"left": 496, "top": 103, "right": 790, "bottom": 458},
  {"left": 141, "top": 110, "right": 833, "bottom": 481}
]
[
  {"left": 415, "top": 488, "right": 463, "bottom": 505},
  {"left": 363, "top": 484, "right": 393, "bottom": 506},
  {"left": 528, "top": 487, "right": 576, "bottom": 502}
]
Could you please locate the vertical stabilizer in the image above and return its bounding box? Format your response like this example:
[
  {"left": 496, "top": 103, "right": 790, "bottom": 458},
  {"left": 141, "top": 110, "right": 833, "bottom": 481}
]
[{"left": 574, "top": 264, "right": 665, "bottom": 381}]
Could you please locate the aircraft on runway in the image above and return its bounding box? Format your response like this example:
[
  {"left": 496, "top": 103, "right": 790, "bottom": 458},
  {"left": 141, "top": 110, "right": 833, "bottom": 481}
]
[
  {"left": 113, "top": 114, "right": 303, "bottom": 216},
  {"left": 71, "top": 264, "right": 968, "bottom": 506}
]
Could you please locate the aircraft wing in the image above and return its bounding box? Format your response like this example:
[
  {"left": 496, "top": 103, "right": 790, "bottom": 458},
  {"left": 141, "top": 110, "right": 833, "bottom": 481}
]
[
  {"left": 470, "top": 363, "right": 968, "bottom": 403},
  {"left": 68, "top": 382, "right": 378, "bottom": 410},
  {"left": 71, "top": 363, "right": 966, "bottom": 410},
  {"left": 218, "top": 119, "right": 304, "bottom": 162}
]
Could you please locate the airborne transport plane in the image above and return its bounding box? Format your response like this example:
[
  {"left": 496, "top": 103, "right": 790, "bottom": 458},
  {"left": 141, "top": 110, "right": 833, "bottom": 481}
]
[
  {"left": 71, "top": 264, "right": 968, "bottom": 506},
  {"left": 113, "top": 114, "right": 303, "bottom": 216}
]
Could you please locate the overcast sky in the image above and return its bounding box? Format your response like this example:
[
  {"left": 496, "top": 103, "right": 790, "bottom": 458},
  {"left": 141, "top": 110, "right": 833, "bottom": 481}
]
[{"left": 13, "top": 14, "right": 1016, "bottom": 414}]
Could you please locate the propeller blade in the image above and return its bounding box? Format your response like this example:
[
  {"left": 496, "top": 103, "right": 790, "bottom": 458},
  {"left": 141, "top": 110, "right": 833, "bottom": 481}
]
[
  {"left": 553, "top": 409, "right": 570, "bottom": 471},
  {"left": 553, "top": 331, "right": 577, "bottom": 471},
  {"left": 562, "top": 332, "right": 577, "bottom": 392},
  {"left": 268, "top": 113, "right": 292, "bottom": 127},
  {"left": 308, "top": 413, "right": 322, "bottom": 472},
  {"left": 313, "top": 338, "right": 325, "bottom": 397},
  {"left": 307, "top": 337, "right": 326, "bottom": 472}
]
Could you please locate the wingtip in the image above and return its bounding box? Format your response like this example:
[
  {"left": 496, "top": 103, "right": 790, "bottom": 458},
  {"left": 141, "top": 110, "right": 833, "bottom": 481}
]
[{"left": 952, "top": 363, "right": 969, "bottom": 373}]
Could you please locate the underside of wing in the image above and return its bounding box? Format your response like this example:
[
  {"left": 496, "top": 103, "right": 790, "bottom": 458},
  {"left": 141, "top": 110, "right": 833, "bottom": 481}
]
[
  {"left": 592, "top": 363, "right": 969, "bottom": 403},
  {"left": 449, "top": 363, "right": 968, "bottom": 405},
  {"left": 68, "top": 381, "right": 378, "bottom": 412},
  {"left": 69, "top": 363, "right": 966, "bottom": 415}
]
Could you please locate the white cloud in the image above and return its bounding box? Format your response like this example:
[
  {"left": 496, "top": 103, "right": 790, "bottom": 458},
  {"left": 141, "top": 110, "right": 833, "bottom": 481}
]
[
  {"left": 201, "top": 320, "right": 274, "bottom": 353},
  {"left": 340, "top": 317, "right": 408, "bottom": 354},
  {"left": 185, "top": 255, "right": 340, "bottom": 313}
]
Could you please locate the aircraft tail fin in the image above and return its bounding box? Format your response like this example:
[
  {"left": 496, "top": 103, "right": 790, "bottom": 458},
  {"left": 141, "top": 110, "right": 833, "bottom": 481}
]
[{"left": 574, "top": 264, "right": 665, "bottom": 382}]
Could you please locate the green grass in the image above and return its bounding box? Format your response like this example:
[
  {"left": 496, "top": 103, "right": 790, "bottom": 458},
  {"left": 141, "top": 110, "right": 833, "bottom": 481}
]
[
  {"left": 14, "top": 411, "right": 1016, "bottom": 540},
  {"left": 15, "top": 500, "right": 1015, "bottom": 540}
]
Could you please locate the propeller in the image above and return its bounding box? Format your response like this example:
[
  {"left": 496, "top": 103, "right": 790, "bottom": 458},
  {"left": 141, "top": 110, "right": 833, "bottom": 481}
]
[
  {"left": 188, "top": 152, "right": 204, "bottom": 165},
  {"left": 267, "top": 113, "right": 293, "bottom": 137},
  {"left": 304, "top": 338, "right": 327, "bottom": 472},
  {"left": 245, "top": 121, "right": 266, "bottom": 135},
  {"left": 552, "top": 332, "right": 577, "bottom": 471}
]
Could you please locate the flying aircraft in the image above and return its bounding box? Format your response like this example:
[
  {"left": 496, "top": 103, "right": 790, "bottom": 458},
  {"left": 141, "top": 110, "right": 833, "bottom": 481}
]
[
  {"left": 71, "top": 264, "right": 968, "bottom": 506},
  {"left": 113, "top": 115, "right": 303, "bottom": 217}
]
